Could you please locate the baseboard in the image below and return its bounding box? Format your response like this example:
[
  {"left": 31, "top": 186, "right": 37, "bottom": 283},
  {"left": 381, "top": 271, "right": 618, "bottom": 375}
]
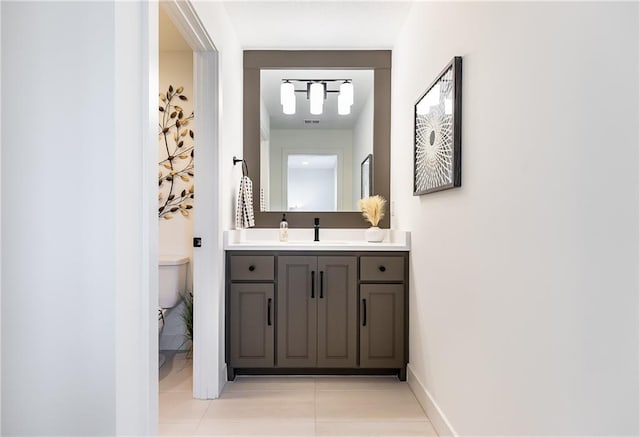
[
  {"left": 407, "top": 364, "right": 458, "bottom": 437},
  {"left": 219, "top": 364, "right": 227, "bottom": 396}
]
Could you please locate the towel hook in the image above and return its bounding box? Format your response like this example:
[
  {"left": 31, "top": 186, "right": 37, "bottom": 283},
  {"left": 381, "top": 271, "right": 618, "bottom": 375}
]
[{"left": 233, "top": 156, "right": 248, "bottom": 177}]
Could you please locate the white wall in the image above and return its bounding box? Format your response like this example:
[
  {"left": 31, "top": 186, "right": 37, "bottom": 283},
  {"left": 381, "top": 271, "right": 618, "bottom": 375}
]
[
  {"left": 2, "top": 3, "right": 116, "bottom": 433},
  {"left": 352, "top": 92, "right": 374, "bottom": 207},
  {"left": 391, "top": 2, "right": 639, "bottom": 435},
  {"left": 2, "top": 1, "right": 158, "bottom": 434},
  {"left": 269, "top": 129, "right": 353, "bottom": 211},
  {"left": 159, "top": 50, "right": 194, "bottom": 263}
]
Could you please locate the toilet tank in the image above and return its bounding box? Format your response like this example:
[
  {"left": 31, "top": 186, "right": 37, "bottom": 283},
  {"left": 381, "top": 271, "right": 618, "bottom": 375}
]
[{"left": 159, "top": 255, "right": 190, "bottom": 308}]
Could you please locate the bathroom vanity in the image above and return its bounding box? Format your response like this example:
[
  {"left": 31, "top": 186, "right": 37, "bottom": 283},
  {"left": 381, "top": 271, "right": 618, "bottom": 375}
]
[{"left": 224, "top": 230, "right": 410, "bottom": 381}]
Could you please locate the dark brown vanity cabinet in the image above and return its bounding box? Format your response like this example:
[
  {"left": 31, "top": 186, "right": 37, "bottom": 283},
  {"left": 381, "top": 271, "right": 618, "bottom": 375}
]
[
  {"left": 277, "top": 256, "right": 357, "bottom": 368},
  {"left": 229, "top": 283, "right": 274, "bottom": 368},
  {"left": 360, "top": 284, "right": 404, "bottom": 368},
  {"left": 226, "top": 251, "right": 408, "bottom": 381},
  {"left": 359, "top": 256, "right": 406, "bottom": 370},
  {"left": 227, "top": 255, "right": 275, "bottom": 370}
]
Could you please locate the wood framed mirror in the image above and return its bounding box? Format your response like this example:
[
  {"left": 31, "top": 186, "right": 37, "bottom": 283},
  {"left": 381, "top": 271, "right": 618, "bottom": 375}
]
[{"left": 244, "top": 50, "right": 391, "bottom": 228}]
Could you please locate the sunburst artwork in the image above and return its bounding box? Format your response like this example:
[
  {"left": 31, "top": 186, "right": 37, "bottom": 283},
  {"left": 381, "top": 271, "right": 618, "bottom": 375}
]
[{"left": 413, "top": 57, "right": 462, "bottom": 195}]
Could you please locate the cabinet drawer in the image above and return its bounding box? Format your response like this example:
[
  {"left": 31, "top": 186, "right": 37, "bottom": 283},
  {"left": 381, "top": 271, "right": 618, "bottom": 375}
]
[
  {"left": 360, "top": 256, "right": 404, "bottom": 282},
  {"left": 229, "top": 256, "right": 274, "bottom": 281}
]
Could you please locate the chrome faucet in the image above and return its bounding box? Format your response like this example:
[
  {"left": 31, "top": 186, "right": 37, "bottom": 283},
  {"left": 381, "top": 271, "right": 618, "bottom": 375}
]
[{"left": 314, "top": 218, "right": 320, "bottom": 242}]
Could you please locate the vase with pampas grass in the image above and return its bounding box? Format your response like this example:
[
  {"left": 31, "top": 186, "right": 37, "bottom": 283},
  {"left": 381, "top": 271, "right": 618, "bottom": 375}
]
[{"left": 358, "top": 195, "right": 387, "bottom": 242}]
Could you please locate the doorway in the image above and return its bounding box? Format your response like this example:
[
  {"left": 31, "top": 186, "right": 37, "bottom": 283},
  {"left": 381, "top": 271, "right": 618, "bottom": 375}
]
[
  {"left": 286, "top": 154, "right": 338, "bottom": 211},
  {"left": 159, "top": 0, "right": 220, "bottom": 404}
]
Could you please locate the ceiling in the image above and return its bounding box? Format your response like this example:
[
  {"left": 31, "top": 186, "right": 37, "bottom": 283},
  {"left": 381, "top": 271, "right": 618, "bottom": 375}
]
[
  {"left": 262, "top": 69, "right": 373, "bottom": 129},
  {"left": 222, "top": 1, "right": 413, "bottom": 49}
]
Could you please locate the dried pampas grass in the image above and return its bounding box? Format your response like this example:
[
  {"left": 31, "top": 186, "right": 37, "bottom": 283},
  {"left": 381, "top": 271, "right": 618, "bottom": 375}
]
[{"left": 358, "top": 195, "right": 386, "bottom": 227}]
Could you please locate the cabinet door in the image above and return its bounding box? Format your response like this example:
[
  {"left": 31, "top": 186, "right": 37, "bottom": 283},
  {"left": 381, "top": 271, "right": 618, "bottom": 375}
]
[
  {"left": 277, "top": 256, "right": 317, "bottom": 367},
  {"left": 229, "top": 283, "right": 274, "bottom": 368},
  {"left": 360, "top": 284, "right": 404, "bottom": 368},
  {"left": 317, "top": 256, "right": 357, "bottom": 368}
]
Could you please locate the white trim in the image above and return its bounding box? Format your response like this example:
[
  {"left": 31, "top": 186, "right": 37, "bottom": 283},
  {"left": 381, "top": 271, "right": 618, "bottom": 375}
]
[
  {"left": 407, "top": 364, "right": 458, "bottom": 437},
  {"left": 0, "top": 1, "right": 3, "bottom": 427},
  {"left": 162, "top": 1, "right": 215, "bottom": 53},
  {"left": 192, "top": 49, "right": 222, "bottom": 399},
  {"left": 162, "top": 0, "right": 222, "bottom": 399},
  {"left": 114, "top": 1, "right": 158, "bottom": 434},
  {"left": 637, "top": 3, "right": 640, "bottom": 434},
  {"left": 141, "top": 2, "right": 160, "bottom": 431}
]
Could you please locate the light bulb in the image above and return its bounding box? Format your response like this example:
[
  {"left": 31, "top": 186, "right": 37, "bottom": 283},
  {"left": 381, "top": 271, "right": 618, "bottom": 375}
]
[
  {"left": 338, "top": 94, "right": 351, "bottom": 115},
  {"left": 340, "top": 81, "right": 354, "bottom": 106},
  {"left": 309, "top": 82, "right": 324, "bottom": 115}
]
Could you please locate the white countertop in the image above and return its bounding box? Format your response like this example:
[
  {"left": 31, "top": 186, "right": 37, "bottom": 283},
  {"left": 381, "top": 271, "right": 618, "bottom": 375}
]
[{"left": 224, "top": 229, "right": 411, "bottom": 251}]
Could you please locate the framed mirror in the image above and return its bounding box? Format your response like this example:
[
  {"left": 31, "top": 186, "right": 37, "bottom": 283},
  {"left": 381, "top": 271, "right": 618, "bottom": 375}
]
[{"left": 244, "top": 50, "right": 391, "bottom": 228}]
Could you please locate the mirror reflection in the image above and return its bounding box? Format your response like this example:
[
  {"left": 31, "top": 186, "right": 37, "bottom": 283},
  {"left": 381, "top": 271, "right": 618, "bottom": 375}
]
[{"left": 260, "top": 69, "right": 374, "bottom": 212}]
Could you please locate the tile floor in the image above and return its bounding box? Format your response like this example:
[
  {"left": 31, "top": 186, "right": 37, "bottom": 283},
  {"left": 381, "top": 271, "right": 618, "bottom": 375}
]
[{"left": 159, "top": 351, "right": 438, "bottom": 436}]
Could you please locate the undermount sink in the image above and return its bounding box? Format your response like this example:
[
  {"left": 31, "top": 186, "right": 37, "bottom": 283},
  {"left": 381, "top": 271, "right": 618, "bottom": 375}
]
[
  {"left": 283, "top": 240, "right": 352, "bottom": 245},
  {"left": 233, "top": 240, "right": 354, "bottom": 246}
]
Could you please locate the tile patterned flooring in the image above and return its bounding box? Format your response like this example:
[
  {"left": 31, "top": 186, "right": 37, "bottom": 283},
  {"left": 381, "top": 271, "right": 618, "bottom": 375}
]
[{"left": 159, "top": 352, "right": 438, "bottom": 436}]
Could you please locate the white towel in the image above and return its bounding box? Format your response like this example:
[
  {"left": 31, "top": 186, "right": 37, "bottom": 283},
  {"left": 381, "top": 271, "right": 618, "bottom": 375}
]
[
  {"left": 235, "top": 175, "right": 255, "bottom": 229},
  {"left": 260, "top": 188, "right": 267, "bottom": 212}
]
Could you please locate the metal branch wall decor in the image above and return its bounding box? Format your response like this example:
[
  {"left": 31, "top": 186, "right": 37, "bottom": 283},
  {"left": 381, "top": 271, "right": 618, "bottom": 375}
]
[
  {"left": 413, "top": 57, "right": 462, "bottom": 195},
  {"left": 159, "top": 85, "right": 194, "bottom": 219}
]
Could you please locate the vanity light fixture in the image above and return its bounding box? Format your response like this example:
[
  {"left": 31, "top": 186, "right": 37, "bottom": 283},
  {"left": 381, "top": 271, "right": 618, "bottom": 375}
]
[{"left": 280, "top": 79, "right": 354, "bottom": 116}]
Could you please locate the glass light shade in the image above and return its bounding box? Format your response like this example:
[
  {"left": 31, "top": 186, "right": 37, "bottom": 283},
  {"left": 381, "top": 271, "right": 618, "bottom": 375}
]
[
  {"left": 309, "top": 82, "right": 324, "bottom": 115},
  {"left": 340, "top": 81, "right": 354, "bottom": 106},
  {"left": 281, "top": 81, "right": 296, "bottom": 114},
  {"left": 280, "top": 81, "right": 294, "bottom": 105},
  {"left": 338, "top": 94, "right": 351, "bottom": 115},
  {"left": 283, "top": 97, "right": 296, "bottom": 115}
]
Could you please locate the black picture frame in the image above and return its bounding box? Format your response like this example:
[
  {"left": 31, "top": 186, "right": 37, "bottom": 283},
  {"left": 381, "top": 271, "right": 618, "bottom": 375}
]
[
  {"left": 361, "top": 154, "right": 373, "bottom": 199},
  {"left": 413, "top": 56, "right": 462, "bottom": 195}
]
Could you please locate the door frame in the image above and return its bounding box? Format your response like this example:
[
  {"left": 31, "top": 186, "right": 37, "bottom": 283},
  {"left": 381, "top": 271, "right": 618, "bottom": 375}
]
[{"left": 161, "top": 0, "right": 221, "bottom": 400}]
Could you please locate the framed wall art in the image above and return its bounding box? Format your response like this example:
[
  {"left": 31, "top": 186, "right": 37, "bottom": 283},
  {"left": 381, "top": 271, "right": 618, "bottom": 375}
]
[
  {"left": 361, "top": 154, "right": 372, "bottom": 198},
  {"left": 413, "top": 56, "right": 462, "bottom": 195}
]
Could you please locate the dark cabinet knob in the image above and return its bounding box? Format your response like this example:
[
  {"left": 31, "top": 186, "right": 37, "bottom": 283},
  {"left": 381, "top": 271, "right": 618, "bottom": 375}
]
[
  {"left": 378, "top": 265, "right": 386, "bottom": 272},
  {"left": 248, "top": 265, "right": 255, "bottom": 272}
]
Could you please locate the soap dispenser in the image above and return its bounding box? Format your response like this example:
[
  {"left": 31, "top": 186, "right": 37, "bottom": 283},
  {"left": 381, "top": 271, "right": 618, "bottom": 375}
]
[{"left": 279, "top": 213, "right": 289, "bottom": 242}]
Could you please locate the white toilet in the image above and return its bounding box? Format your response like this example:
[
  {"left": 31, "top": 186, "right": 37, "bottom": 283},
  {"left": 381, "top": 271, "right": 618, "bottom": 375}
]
[
  {"left": 158, "top": 255, "right": 190, "bottom": 334},
  {"left": 159, "top": 255, "right": 190, "bottom": 307},
  {"left": 159, "top": 255, "right": 190, "bottom": 368}
]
